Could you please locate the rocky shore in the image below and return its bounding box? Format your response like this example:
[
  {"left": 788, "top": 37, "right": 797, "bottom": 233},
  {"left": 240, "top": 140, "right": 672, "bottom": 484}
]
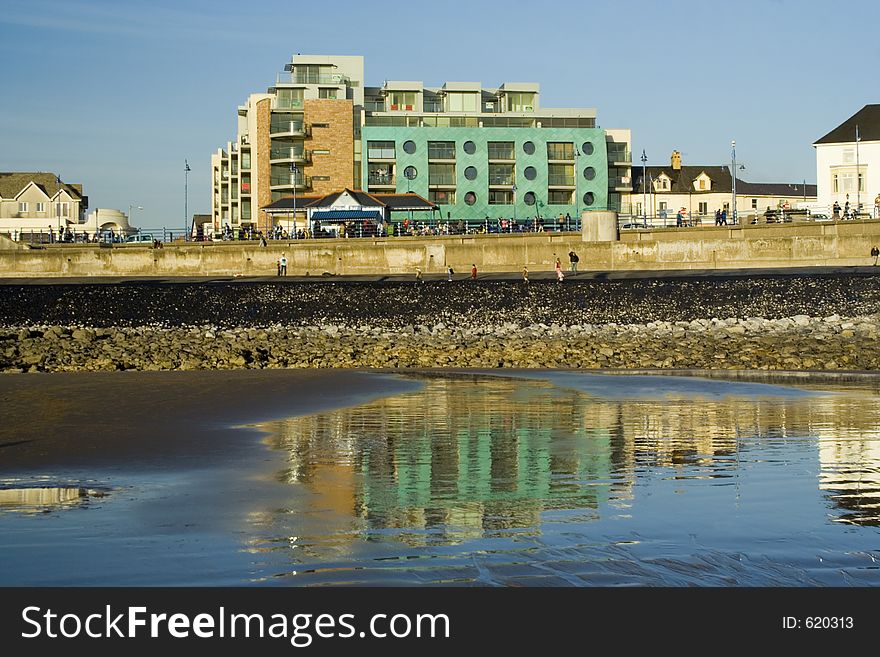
[
  {"left": 3, "top": 313, "right": 879, "bottom": 372},
  {"left": 1, "top": 274, "right": 878, "bottom": 372}
]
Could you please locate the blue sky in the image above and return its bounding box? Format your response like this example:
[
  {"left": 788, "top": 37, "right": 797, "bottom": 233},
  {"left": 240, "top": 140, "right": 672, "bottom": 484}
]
[{"left": 1, "top": 0, "right": 877, "bottom": 229}]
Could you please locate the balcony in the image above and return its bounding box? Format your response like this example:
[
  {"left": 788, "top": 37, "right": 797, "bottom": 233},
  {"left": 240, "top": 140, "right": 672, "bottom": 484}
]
[
  {"left": 547, "top": 150, "right": 574, "bottom": 162},
  {"left": 488, "top": 175, "right": 515, "bottom": 186},
  {"left": 548, "top": 175, "right": 576, "bottom": 187},
  {"left": 427, "top": 148, "right": 456, "bottom": 161},
  {"left": 368, "top": 174, "right": 396, "bottom": 187},
  {"left": 270, "top": 174, "right": 311, "bottom": 191},
  {"left": 269, "top": 121, "right": 310, "bottom": 137},
  {"left": 611, "top": 176, "right": 632, "bottom": 190},
  {"left": 276, "top": 72, "right": 350, "bottom": 86},
  {"left": 487, "top": 147, "right": 515, "bottom": 161},
  {"left": 608, "top": 149, "right": 631, "bottom": 164},
  {"left": 270, "top": 147, "right": 311, "bottom": 163},
  {"left": 428, "top": 174, "right": 456, "bottom": 187}
]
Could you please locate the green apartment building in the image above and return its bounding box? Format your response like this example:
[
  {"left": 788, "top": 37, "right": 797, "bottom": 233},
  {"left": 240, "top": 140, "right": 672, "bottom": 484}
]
[{"left": 211, "top": 55, "right": 631, "bottom": 232}]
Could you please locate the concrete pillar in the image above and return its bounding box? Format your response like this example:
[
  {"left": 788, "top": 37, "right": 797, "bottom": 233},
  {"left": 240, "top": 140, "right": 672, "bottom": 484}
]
[{"left": 581, "top": 210, "right": 619, "bottom": 242}]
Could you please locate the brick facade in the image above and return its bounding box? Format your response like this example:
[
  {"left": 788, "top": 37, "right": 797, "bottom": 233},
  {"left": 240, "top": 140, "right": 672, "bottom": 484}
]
[
  {"left": 304, "top": 99, "right": 354, "bottom": 196},
  {"left": 256, "top": 98, "right": 272, "bottom": 232}
]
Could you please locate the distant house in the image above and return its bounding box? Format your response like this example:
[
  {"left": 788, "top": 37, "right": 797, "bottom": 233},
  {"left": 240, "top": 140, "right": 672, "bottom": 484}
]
[
  {"left": 813, "top": 104, "right": 880, "bottom": 216},
  {"left": 0, "top": 172, "right": 87, "bottom": 238},
  {"left": 628, "top": 151, "right": 816, "bottom": 221}
]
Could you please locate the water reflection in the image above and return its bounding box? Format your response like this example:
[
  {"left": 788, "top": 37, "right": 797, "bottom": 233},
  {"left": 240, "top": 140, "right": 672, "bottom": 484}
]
[
  {"left": 0, "top": 486, "right": 85, "bottom": 512},
  {"left": 252, "top": 373, "right": 880, "bottom": 583}
]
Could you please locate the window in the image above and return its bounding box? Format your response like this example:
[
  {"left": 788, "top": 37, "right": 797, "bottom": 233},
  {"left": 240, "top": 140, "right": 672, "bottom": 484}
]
[
  {"left": 463, "top": 141, "right": 476, "bottom": 155},
  {"left": 464, "top": 166, "right": 478, "bottom": 181},
  {"left": 583, "top": 167, "right": 596, "bottom": 181},
  {"left": 318, "top": 88, "right": 337, "bottom": 99},
  {"left": 488, "top": 164, "right": 514, "bottom": 186},
  {"left": 388, "top": 91, "right": 417, "bottom": 111},
  {"left": 36, "top": 202, "right": 45, "bottom": 213},
  {"left": 548, "top": 190, "right": 573, "bottom": 204},
  {"left": 524, "top": 192, "right": 536, "bottom": 205},
  {"left": 751, "top": 199, "right": 758, "bottom": 209},
  {"left": 523, "top": 141, "right": 535, "bottom": 155},
  {"left": 403, "top": 165, "right": 418, "bottom": 181},
  {"left": 367, "top": 141, "right": 395, "bottom": 159},
  {"left": 241, "top": 152, "right": 251, "bottom": 170},
  {"left": 524, "top": 166, "right": 537, "bottom": 181},
  {"left": 428, "top": 141, "right": 455, "bottom": 159},
  {"left": 489, "top": 190, "right": 514, "bottom": 204},
  {"left": 487, "top": 141, "right": 515, "bottom": 160},
  {"left": 583, "top": 192, "right": 595, "bottom": 206},
  {"left": 659, "top": 201, "right": 668, "bottom": 212},
  {"left": 698, "top": 202, "right": 708, "bottom": 215},
  {"left": 832, "top": 174, "right": 838, "bottom": 193},
  {"left": 430, "top": 190, "right": 455, "bottom": 205},
  {"left": 402, "top": 140, "right": 417, "bottom": 154},
  {"left": 548, "top": 164, "right": 574, "bottom": 186},
  {"left": 699, "top": 179, "right": 706, "bottom": 190},
  {"left": 505, "top": 92, "right": 535, "bottom": 112},
  {"left": 582, "top": 142, "right": 594, "bottom": 156},
  {"left": 18, "top": 202, "right": 27, "bottom": 213},
  {"left": 429, "top": 163, "right": 455, "bottom": 185},
  {"left": 369, "top": 164, "right": 395, "bottom": 185},
  {"left": 446, "top": 92, "right": 478, "bottom": 112},
  {"left": 276, "top": 88, "right": 304, "bottom": 109},
  {"left": 547, "top": 142, "right": 574, "bottom": 160},
  {"left": 464, "top": 191, "right": 477, "bottom": 205}
]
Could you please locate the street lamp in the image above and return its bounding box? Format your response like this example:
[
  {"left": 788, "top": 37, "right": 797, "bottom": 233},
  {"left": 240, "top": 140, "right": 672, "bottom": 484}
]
[
  {"left": 574, "top": 146, "right": 581, "bottom": 230},
  {"left": 855, "top": 124, "right": 861, "bottom": 218},
  {"left": 184, "top": 159, "right": 191, "bottom": 241},
  {"left": 512, "top": 183, "right": 517, "bottom": 226},
  {"left": 404, "top": 166, "right": 416, "bottom": 227},
  {"left": 641, "top": 149, "right": 647, "bottom": 226},
  {"left": 731, "top": 141, "right": 736, "bottom": 224}
]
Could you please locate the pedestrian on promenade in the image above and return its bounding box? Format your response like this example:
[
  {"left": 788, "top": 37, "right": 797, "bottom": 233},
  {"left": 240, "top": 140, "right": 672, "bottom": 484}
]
[
  {"left": 447, "top": 266, "right": 454, "bottom": 281},
  {"left": 555, "top": 257, "right": 564, "bottom": 283},
  {"left": 568, "top": 251, "right": 579, "bottom": 273},
  {"left": 522, "top": 266, "right": 529, "bottom": 283},
  {"left": 471, "top": 264, "right": 477, "bottom": 280},
  {"left": 279, "top": 253, "right": 288, "bottom": 276},
  {"left": 833, "top": 201, "right": 841, "bottom": 219},
  {"left": 416, "top": 268, "right": 423, "bottom": 282},
  {"left": 872, "top": 246, "right": 879, "bottom": 266}
]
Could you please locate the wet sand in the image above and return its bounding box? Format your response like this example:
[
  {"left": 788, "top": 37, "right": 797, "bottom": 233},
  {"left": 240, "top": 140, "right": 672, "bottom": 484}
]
[{"left": 0, "top": 369, "right": 418, "bottom": 472}]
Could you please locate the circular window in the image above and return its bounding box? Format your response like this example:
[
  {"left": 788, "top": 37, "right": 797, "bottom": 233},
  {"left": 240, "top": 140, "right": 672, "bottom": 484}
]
[
  {"left": 582, "top": 142, "right": 594, "bottom": 156},
  {"left": 403, "top": 166, "right": 418, "bottom": 180},
  {"left": 522, "top": 141, "right": 535, "bottom": 155},
  {"left": 464, "top": 166, "right": 478, "bottom": 181},
  {"left": 524, "top": 166, "right": 537, "bottom": 181},
  {"left": 583, "top": 167, "right": 596, "bottom": 181},
  {"left": 464, "top": 192, "right": 477, "bottom": 206},
  {"left": 583, "top": 192, "right": 595, "bottom": 206},
  {"left": 524, "top": 192, "right": 536, "bottom": 206},
  {"left": 402, "top": 140, "right": 416, "bottom": 154},
  {"left": 463, "top": 141, "right": 476, "bottom": 155}
]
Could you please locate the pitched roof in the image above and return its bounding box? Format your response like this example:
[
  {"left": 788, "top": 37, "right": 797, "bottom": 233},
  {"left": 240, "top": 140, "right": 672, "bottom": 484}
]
[
  {"left": 370, "top": 193, "right": 438, "bottom": 210},
  {"left": 631, "top": 165, "right": 733, "bottom": 194},
  {"left": 814, "top": 105, "right": 880, "bottom": 144},
  {"left": 0, "top": 172, "right": 83, "bottom": 200},
  {"left": 263, "top": 189, "right": 438, "bottom": 211},
  {"left": 735, "top": 180, "right": 817, "bottom": 197},
  {"left": 261, "top": 196, "right": 322, "bottom": 210}
]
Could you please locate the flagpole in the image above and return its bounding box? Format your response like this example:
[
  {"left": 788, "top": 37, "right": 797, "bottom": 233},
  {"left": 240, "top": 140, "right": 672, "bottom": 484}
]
[
  {"left": 185, "top": 159, "right": 191, "bottom": 241},
  {"left": 855, "top": 124, "right": 860, "bottom": 218}
]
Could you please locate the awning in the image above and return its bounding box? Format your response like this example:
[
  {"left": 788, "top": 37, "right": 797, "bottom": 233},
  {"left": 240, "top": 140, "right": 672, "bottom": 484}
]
[{"left": 311, "top": 210, "right": 383, "bottom": 223}]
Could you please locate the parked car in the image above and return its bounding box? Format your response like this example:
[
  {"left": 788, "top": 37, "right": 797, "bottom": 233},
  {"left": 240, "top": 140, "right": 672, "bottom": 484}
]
[{"left": 122, "top": 233, "right": 156, "bottom": 244}]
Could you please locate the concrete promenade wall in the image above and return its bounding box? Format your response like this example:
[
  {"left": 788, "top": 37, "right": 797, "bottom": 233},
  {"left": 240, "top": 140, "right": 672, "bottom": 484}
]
[{"left": 2, "top": 220, "right": 880, "bottom": 277}]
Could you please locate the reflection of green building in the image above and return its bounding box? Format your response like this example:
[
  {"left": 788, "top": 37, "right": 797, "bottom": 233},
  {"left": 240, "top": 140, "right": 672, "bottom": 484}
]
[{"left": 361, "top": 80, "right": 631, "bottom": 223}]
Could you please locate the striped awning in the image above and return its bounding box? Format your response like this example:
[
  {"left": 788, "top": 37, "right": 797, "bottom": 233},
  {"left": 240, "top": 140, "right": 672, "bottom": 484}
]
[{"left": 311, "top": 210, "right": 383, "bottom": 223}]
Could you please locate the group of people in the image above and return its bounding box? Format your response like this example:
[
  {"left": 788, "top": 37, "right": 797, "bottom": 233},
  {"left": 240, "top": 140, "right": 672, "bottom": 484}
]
[
  {"left": 433, "top": 251, "right": 580, "bottom": 283},
  {"left": 713, "top": 209, "right": 730, "bottom": 225}
]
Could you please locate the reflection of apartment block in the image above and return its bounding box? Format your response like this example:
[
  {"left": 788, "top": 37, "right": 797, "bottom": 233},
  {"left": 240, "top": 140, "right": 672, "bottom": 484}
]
[{"left": 211, "top": 54, "right": 631, "bottom": 231}]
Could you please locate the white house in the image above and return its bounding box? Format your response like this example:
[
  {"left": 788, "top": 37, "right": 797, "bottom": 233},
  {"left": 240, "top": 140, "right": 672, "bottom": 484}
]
[{"left": 814, "top": 104, "right": 880, "bottom": 217}]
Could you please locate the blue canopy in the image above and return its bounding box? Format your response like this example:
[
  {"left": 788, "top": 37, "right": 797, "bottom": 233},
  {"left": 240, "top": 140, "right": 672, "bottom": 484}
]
[{"left": 311, "top": 210, "right": 383, "bottom": 222}]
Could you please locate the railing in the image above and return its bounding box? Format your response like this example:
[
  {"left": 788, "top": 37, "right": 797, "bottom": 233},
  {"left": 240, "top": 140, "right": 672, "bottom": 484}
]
[
  {"left": 428, "top": 175, "right": 456, "bottom": 186},
  {"left": 270, "top": 147, "right": 311, "bottom": 162},
  {"left": 611, "top": 176, "right": 632, "bottom": 188},
  {"left": 488, "top": 175, "right": 515, "bottom": 186},
  {"left": 276, "top": 73, "right": 350, "bottom": 86},
  {"left": 367, "top": 149, "right": 396, "bottom": 160},
  {"left": 368, "top": 174, "right": 396, "bottom": 186},
  {"left": 269, "top": 121, "right": 309, "bottom": 135},
  {"left": 487, "top": 147, "right": 515, "bottom": 160},
  {"left": 275, "top": 98, "right": 304, "bottom": 110},
  {"left": 548, "top": 175, "right": 575, "bottom": 186},
  {"left": 270, "top": 174, "right": 311, "bottom": 188},
  {"left": 547, "top": 148, "right": 574, "bottom": 161},
  {"left": 608, "top": 149, "right": 631, "bottom": 163},
  {"left": 427, "top": 147, "right": 456, "bottom": 160}
]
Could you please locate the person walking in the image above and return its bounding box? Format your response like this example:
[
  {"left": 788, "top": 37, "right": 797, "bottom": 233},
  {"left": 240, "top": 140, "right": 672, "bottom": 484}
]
[
  {"left": 447, "top": 266, "right": 454, "bottom": 281},
  {"left": 872, "top": 246, "right": 879, "bottom": 266},
  {"left": 522, "top": 266, "right": 529, "bottom": 283},
  {"left": 568, "top": 251, "right": 579, "bottom": 273},
  {"left": 470, "top": 264, "right": 477, "bottom": 280},
  {"left": 555, "top": 257, "right": 564, "bottom": 283},
  {"left": 278, "top": 253, "right": 288, "bottom": 276}
]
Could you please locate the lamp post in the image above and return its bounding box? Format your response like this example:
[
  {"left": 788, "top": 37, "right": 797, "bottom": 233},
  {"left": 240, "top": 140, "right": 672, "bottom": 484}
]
[
  {"left": 574, "top": 146, "right": 580, "bottom": 230},
  {"left": 404, "top": 166, "right": 416, "bottom": 227},
  {"left": 731, "top": 141, "right": 736, "bottom": 224},
  {"left": 512, "top": 183, "right": 517, "bottom": 226},
  {"left": 641, "top": 149, "right": 647, "bottom": 226},
  {"left": 855, "top": 124, "right": 861, "bottom": 218},
  {"left": 184, "top": 159, "right": 191, "bottom": 241}
]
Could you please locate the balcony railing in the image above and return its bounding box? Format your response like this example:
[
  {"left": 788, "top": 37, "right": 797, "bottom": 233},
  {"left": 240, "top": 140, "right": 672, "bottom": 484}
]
[
  {"left": 270, "top": 174, "right": 311, "bottom": 189},
  {"left": 548, "top": 175, "right": 576, "bottom": 186},
  {"left": 427, "top": 148, "right": 456, "bottom": 160},
  {"left": 428, "top": 175, "right": 456, "bottom": 186},
  {"left": 269, "top": 121, "right": 309, "bottom": 136},
  {"left": 276, "top": 73, "right": 350, "bottom": 86},
  {"left": 276, "top": 98, "right": 304, "bottom": 110},
  {"left": 270, "top": 147, "right": 311, "bottom": 162},
  {"left": 368, "top": 174, "right": 396, "bottom": 186},
  {"left": 608, "top": 149, "right": 631, "bottom": 163},
  {"left": 488, "top": 175, "right": 515, "bottom": 186},
  {"left": 611, "top": 176, "right": 632, "bottom": 188},
  {"left": 547, "top": 149, "right": 574, "bottom": 161},
  {"left": 367, "top": 149, "right": 396, "bottom": 160},
  {"left": 487, "top": 147, "right": 515, "bottom": 160}
]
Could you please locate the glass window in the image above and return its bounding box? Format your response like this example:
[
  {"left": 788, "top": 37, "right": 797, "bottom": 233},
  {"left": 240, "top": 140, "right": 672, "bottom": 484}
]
[
  {"left": 548, "top": 164, "right": 574, "bottom": 186},
  {"left": 429, "top": 163, "right": 455, "bottom": 185},
  {"left": 447, "top": 92, "right": 478, "bottom": 112},
  {"left": 18, "top": 202, "right": 27, "bottom": 213},
  {"left": 524, "top": 192, "right": 536, "bottom": 205},
  {"left": 367, "top": 141, "right": 395, "bottom": 159},
  {"left": 548, "top": 190, "right": 573, "bottom": 204},
  {"left": 488, "top": 164, "right": 514, "bottom": 186},
  {"left": 241, "top": 152, "right": 251, "bottom": 170},
  {"left": 524, "top": 166, "right": 537, "bottom": 181},
  {"left": 276, "top": 88, "right": 304, "bottom": 109},
  {"left": 506, "top": 92, "right": 535, "bottom": 112},
  {"left": 547, "top": 142, "right": 574, "bottom": 160},
  {"left": 36, "top": 202, "right": 45, "bottom": 212},
  {"left": 463, "top": 141, "right": 476, "bottom": 155},
  {"left": 318, "top": 88, "right": 337, "bottom": 99},
  {"left": 428, "top": 141, "right": 455, "bottom": 159},
  {"left": 487, "top": 141, "right": 515, "bottom": 160},
  {"left": 582, "top": 142, "right": 594, "bottom": 156},
  {"left": 402, "top": 140, "right": 417, "bottom": 154},
  {"left": 388, "top": 92, "right": 417, "bottom": 111},
  {"left": 430, "top": 190, "right": 455, "bottom": 205},
  {"left": 403, "top": 165, "right": 418, "bottom": 180},
  {"left": 583, "top": 192, "right": 594, "bottom": 206},
  {"left": 583, "top": 167, "right": 596, "bottom": 181},
  {"left": 523, "top": 141, "right": 535, "bottom": 155},
  {"left": 464, "top": 191, "right": 477, "bottom": 205},
  {"left": 464, "top": 166, "right": 478, "bottom": 180},
  {"left": 488, "top": 190, "right": 514, "bottom": 204}
]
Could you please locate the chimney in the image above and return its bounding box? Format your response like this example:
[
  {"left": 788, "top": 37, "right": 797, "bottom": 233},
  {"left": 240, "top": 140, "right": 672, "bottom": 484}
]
[{"left": 671, "top": 150, "right": 681, "bottom": 170}]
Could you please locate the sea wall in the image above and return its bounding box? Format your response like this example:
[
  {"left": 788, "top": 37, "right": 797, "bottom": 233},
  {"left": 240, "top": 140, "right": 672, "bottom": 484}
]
[
  {"left": 1, "top": 273, "right": 879, "bottom": 372},
  {"left": 2, "top": 221, "right": 880, "bottom": 277}
]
